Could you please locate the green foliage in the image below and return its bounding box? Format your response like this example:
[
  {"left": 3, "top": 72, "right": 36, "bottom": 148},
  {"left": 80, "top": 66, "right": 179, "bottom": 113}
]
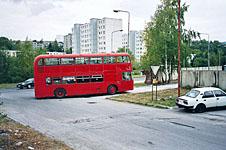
[
  {"left": 0, "top": 37, "right": 16, "bottom": 50},
  {"left": 141, "top": 0, "right": 200, "bottom": 83},
  {"left": 0, "top": 51, "right": 8, "bottom": 83},
  {"left": 47, "top": 40, "right": 63, "bottom": 52},
  {"left": 65, "top": 48, "right": 72, "bottom": 54},
  {"left": 190, "top": 40, "right": 226, "bottom": 67},
  {"left": 0, "top": 39, "right": 46, "bottom": 83},
  {"left": 143, "top": 0, "right": 192, "bottom": 71}
]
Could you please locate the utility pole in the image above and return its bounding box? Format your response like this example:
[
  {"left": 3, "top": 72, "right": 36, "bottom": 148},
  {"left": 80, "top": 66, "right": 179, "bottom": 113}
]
[{"left": 177, "top": 0, "right": 181, "bottom": 97}]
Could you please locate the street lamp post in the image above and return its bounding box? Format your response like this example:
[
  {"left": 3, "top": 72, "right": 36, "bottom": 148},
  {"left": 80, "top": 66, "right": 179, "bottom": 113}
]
[
  {"left": 113, "top": 9, "right": 130, "bottom": 53},
  {"left": 111, "top": 29, "right": 123, "bottom": 52},
  {"left": 199, "top": 33, "right": 210, "bottom": 70}
]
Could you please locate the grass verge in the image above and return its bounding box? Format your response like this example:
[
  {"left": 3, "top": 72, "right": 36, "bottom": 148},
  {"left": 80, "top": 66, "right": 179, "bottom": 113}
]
[
  {"left": 0, "top": 83, "right": 16, "bottom": 89},
  {"left": 0, "top": 114, "right": 72, "bottom": 150},
  {"left": 109, "top": 88, "right": 189, "bottom": 109}
]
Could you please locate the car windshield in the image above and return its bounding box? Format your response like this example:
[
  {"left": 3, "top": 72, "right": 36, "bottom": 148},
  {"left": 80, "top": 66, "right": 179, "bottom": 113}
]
[
  {"left": 25, "top": 78, "right": 33, "bottom": 83},
  {"left": 186, "top": 90, "right": 200, "bottom": 98}
]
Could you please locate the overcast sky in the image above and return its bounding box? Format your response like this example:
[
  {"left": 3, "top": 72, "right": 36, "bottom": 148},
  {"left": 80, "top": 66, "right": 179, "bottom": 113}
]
[{"left": 0, "top": 0, "right": 225, "bottom": 41}]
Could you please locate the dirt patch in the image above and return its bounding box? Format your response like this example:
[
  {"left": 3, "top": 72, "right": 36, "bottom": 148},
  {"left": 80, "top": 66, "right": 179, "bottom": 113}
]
[{"left": 0, "top": 116, "right": 72, "bottom": 150}]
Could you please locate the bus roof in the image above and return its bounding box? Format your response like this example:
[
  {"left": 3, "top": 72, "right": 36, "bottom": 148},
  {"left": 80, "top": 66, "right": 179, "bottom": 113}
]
[{"left": 35, "top": 53, "right": 129, "bottom": 60}]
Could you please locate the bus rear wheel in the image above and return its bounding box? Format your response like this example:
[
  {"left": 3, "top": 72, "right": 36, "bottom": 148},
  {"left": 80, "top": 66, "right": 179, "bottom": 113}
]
[
  {"left": 54, "top": 88, "right": 66, "bottom": 98},
  {"left": 107, "top": 85, "right": 117, "bottom": 95}
]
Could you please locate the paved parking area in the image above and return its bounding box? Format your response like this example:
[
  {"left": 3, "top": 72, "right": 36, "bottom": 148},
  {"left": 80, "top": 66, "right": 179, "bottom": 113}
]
[{"left": 1, "top": 88, "right": 226, "bottom": 150}]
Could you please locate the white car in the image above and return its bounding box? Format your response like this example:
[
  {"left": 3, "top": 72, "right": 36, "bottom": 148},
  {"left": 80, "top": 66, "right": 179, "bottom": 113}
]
[{"left": 176, "top": 87, "right": 226, "bottom": 113}]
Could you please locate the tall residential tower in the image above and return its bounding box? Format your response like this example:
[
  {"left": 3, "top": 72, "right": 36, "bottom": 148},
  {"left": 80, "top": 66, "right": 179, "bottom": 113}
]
[{"left": 72, "top": 17, "right": 122, "bottom": 54}]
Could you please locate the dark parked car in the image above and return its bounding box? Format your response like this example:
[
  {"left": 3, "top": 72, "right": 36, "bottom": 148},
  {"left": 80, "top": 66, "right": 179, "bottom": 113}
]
[{"left": 17, "top": 78, "right": 34, "bottom": 89}]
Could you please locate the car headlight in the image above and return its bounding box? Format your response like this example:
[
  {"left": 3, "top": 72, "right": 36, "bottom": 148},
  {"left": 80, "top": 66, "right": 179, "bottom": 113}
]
[
  {"left": 183, "top": 100, "right": 188, "bottom": 105},
  {"left": 21, "top": 83, "right": 25, "bottom": 85}
]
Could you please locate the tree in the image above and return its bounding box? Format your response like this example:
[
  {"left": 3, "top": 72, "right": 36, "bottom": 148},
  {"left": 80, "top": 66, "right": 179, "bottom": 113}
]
[
  {"left": 0, "top": 51, "right": 9, "bottom": 83},
  {"left": 47, "top": 40, "right": 63, "bottom": 52},
  {"left": 65, "top": 48, "right": 72, "bottom": 54},
  {"left": 142, "top": 0, "right": 196, "bottom": 83},
  {"left": 190, "top": 40, "right": 226, "bottom": 67},
  {"left": 0, "top": 37, "right": 16, "bottom": 50}
]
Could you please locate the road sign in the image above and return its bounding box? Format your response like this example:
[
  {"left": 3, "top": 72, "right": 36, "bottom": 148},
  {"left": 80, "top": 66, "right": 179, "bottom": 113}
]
[{"left": 151, "top": 66, "right": 160, "bottom": 76}]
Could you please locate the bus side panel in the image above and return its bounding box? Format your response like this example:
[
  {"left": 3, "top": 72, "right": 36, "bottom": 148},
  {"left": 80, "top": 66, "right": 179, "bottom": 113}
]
[
  {"left": 89, "top": 64, "right": 105, "bottom": 94},
  {"left": 34, "top": 74, "right": 51, "bottom": 98}
]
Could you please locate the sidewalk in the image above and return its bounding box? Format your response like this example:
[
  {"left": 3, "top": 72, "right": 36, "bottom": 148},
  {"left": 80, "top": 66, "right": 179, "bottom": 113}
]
[{"left": 129, "top": 83, "right": 177, "bottom": 93}]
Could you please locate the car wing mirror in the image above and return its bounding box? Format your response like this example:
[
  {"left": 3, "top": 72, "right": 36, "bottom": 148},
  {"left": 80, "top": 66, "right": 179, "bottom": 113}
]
[{"left": 200, "top": 93, "right": 203, "bottom": 95}]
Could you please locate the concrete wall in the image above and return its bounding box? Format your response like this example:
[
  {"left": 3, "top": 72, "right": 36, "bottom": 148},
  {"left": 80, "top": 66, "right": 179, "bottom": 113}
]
[
  {"left": 219, "top": 71, "right": 226, "bottom": 89},
  {"left": 182, "top": 66, "right": 222, "bottom": 71},
  {"left": 182, "top": 70, "right": 226, "bottom": 90}
]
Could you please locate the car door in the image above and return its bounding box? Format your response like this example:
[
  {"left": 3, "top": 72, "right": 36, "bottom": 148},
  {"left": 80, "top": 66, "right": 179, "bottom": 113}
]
[
  {"left": 213, "top": 90, "right": 226, "bottom": 107},
  {"left": 202, "top": 91, "right": 217, "bottom": 108}
]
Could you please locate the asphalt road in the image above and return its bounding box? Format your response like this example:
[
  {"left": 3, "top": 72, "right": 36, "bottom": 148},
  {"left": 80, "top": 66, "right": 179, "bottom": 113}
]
[{"left": 1, "top": 88, "right": 226, "bottom": 150}]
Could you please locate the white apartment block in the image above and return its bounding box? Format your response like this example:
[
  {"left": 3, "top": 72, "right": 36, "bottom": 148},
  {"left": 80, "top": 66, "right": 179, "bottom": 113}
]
[
  {"left": 64, "top": 33, "right": 72, "bottom": 51},
  {"left": 122, "top": 31, "right": 146, "bottom": 62},
  {"left": 32, "top": 41, "right": 51, "bottom": 50},
  {"left": 3, "top": 50, "right": 18, "bottom": 57},
  {"left": 72, "top": 17, "right": 122, "bottom": 54},
  {"left": 97, "top": 18, "right": 122, "bottom": 53}
]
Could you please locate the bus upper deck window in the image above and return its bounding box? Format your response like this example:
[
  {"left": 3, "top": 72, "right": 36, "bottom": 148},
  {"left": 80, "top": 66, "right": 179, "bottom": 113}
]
[
  {"left": 104, "top": 56, "right": 116, "bottom": 64},
  {"left": 117, "top": 56, "right": 130, "bottom": 63},
  {"left": 45, "top": 58, "right": 60, "bottom": 66},
  {"left": 75, "top": 57, "right": 89, "bottom": 64},
  {"left": 90, "top": 57, "right": 102, "bottom": 64},
  {"left": 38, "top": 59, "right": 44, "bottom": 66}
]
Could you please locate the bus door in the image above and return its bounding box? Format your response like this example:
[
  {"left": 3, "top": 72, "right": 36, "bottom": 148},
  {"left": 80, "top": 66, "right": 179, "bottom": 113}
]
[
  {"left": 116, "top": 56, "right": 133, "bottom": 90},
  {"left": 121, "top": 72, "right": 133, "bottom": 90}
]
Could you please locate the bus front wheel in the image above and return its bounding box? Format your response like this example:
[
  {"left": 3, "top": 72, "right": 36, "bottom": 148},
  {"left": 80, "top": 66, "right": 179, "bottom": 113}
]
[
  {"left": 107, "top": 85, "right": 117, "bottom": 95},
  {"left": 54, "top": 88, "right": 66, "bottom": 98}
]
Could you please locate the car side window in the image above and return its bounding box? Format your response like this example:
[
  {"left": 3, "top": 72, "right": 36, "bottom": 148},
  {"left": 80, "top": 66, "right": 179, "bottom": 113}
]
[
  {"left": 203, "top": 91, "right": 215, "bottom": 98},
  {"left": 214, "top": 90, "right": 226, "bottom": 97}
]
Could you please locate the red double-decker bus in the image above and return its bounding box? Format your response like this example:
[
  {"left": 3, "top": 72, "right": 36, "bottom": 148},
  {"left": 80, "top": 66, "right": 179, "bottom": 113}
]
[{"left": 34, "top": 53, "right": 133, "bottom": 98}]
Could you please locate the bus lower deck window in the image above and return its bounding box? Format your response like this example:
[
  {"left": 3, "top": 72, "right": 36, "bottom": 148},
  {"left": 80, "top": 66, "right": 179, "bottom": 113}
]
[
  {"left": 46, "top": 77, "right": 52, "bottom": 85},
  {"left": 53, "top": 78, "right": 61, "bottom": 84},
  {"left": 122, "top": 72, "right": 132, "bottom": 80}
]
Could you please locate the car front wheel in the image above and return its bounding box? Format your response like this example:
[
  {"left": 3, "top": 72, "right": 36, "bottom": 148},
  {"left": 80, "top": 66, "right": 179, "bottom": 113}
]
[
  {"left": 195, "top": 104, "right": 206, "bottom": 113},
  {"left": 27, "top": 84, "right": 32, "bottom": 89}
]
